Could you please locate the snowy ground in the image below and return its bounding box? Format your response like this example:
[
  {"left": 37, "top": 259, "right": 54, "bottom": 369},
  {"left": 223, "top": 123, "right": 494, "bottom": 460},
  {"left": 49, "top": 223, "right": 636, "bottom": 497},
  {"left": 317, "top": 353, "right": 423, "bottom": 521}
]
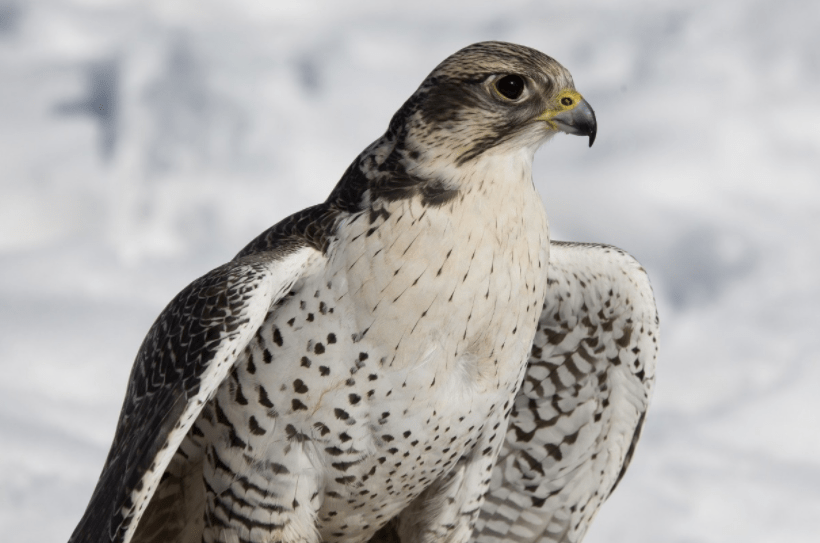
[{"left": 1, "top": 1, "right": 818, "bottom": 541}]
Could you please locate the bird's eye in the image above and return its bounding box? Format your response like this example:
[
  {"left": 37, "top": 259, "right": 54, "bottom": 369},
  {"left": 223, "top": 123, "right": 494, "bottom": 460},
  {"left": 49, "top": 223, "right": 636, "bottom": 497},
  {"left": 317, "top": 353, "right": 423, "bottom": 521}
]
[
  {"left": 495, "top": 75, "right": 526, "bottom": 100},
  {"left": 561, "top": 96, "right": 574, "bottom": 106}
]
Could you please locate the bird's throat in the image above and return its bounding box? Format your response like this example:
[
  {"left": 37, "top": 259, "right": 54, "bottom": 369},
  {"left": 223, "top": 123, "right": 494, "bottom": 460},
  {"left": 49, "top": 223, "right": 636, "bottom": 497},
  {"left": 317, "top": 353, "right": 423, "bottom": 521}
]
[{"left": 333, "top": 150, "right": 550, "bottom": 385}]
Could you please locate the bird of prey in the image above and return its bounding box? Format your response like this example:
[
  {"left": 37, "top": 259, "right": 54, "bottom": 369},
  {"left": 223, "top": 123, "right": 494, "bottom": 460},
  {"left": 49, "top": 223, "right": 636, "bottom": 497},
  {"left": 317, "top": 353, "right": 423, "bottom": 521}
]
[{"left": 69, "top": 41, "right": 657, "bottom": 543}]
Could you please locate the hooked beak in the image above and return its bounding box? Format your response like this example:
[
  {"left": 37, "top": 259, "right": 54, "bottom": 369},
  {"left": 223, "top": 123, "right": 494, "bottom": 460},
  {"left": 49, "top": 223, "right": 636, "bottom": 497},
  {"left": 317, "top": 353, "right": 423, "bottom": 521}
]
[{"left": 550, "top": 97, "right": 597, "bottom": 147}]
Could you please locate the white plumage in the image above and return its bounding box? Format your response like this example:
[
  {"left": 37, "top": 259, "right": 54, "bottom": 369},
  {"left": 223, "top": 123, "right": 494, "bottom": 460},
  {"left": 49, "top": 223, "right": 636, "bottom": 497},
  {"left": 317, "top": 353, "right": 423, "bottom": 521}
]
[
  {"left": 68, "top": 42, "right": 657, "bottom": 543},
  {"left": 475, "top": 242, "right": 658, "bottom": 543}
]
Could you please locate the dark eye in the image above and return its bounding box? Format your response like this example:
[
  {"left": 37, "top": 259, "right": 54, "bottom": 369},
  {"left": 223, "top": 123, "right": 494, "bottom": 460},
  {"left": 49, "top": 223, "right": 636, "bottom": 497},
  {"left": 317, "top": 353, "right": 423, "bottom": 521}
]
[{"left": 495, "top": 75, "right": 525, "bottom": 100}]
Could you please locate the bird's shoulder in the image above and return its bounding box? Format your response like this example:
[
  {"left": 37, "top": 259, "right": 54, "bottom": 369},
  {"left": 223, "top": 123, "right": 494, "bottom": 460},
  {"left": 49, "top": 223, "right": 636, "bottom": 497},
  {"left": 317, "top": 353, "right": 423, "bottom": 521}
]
[{"left": 70, "top": 232, "right": 322, "bottom": 543}]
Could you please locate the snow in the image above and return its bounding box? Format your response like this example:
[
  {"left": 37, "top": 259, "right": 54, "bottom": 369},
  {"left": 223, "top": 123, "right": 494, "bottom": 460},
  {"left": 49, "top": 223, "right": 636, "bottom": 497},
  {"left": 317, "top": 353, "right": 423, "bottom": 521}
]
[{"left": 1, "top": 0, "right": 818, "bottom": 541}]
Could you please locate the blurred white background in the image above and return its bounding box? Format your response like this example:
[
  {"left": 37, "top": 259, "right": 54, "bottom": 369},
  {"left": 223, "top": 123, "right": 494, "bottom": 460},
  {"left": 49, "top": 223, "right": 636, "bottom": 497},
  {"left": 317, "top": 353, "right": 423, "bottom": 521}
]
[{"left": 1, "top": 1, "right": 818, "bottom": 541}]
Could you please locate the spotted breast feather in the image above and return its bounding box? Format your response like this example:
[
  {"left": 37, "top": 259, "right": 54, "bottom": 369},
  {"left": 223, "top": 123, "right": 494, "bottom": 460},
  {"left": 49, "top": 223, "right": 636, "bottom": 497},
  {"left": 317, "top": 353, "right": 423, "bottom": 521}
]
[{"left": 69, "top": 41, "right": 621, "bottom": 543}]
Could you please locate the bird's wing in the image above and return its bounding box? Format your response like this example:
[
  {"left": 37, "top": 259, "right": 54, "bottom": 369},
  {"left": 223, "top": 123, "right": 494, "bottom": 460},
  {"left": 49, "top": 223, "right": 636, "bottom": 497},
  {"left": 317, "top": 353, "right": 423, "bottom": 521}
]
[
  {"left": 69, "top": 244, "right": 321, "bottom": 543},
  {"left": 474, "top": 241, "right": 659, "bottom": 543}
]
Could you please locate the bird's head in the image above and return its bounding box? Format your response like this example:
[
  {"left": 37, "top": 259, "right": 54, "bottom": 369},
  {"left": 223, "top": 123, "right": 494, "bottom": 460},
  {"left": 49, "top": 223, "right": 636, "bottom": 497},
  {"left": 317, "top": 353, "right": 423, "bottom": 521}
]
[
  {"left": 332, "top": 42, "right": 597, "bottom": 210},
  {"left": 388, "top": 41, "right": 596, "bottom": 169}
]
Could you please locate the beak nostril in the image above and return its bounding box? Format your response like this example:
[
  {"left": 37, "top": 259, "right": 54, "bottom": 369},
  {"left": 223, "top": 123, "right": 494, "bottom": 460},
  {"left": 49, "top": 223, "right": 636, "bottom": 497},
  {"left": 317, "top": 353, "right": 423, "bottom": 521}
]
[{"left": 548, "top": 97, "right": 597, "bottom": 147}]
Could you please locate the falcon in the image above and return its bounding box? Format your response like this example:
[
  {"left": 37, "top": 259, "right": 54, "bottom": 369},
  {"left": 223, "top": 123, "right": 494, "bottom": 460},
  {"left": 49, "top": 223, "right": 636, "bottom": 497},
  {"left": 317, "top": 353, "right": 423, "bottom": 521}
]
[{"left": 69, "top": 42, "right": 658, "bottom": 543}]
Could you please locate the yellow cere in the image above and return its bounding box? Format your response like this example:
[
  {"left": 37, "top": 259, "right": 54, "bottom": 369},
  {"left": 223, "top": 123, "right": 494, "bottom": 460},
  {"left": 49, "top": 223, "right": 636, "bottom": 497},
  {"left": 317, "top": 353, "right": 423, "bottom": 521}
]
[{"left": 535, "top": 89, "right": 584, "bottom": 128}]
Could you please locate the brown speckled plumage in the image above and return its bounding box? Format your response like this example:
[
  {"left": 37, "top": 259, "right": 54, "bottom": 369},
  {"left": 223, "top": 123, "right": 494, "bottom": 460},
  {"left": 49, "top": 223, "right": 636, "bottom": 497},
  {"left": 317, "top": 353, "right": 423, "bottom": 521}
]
[{"left": 69, "top": 42, "right": 656, "bottom": 543}]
